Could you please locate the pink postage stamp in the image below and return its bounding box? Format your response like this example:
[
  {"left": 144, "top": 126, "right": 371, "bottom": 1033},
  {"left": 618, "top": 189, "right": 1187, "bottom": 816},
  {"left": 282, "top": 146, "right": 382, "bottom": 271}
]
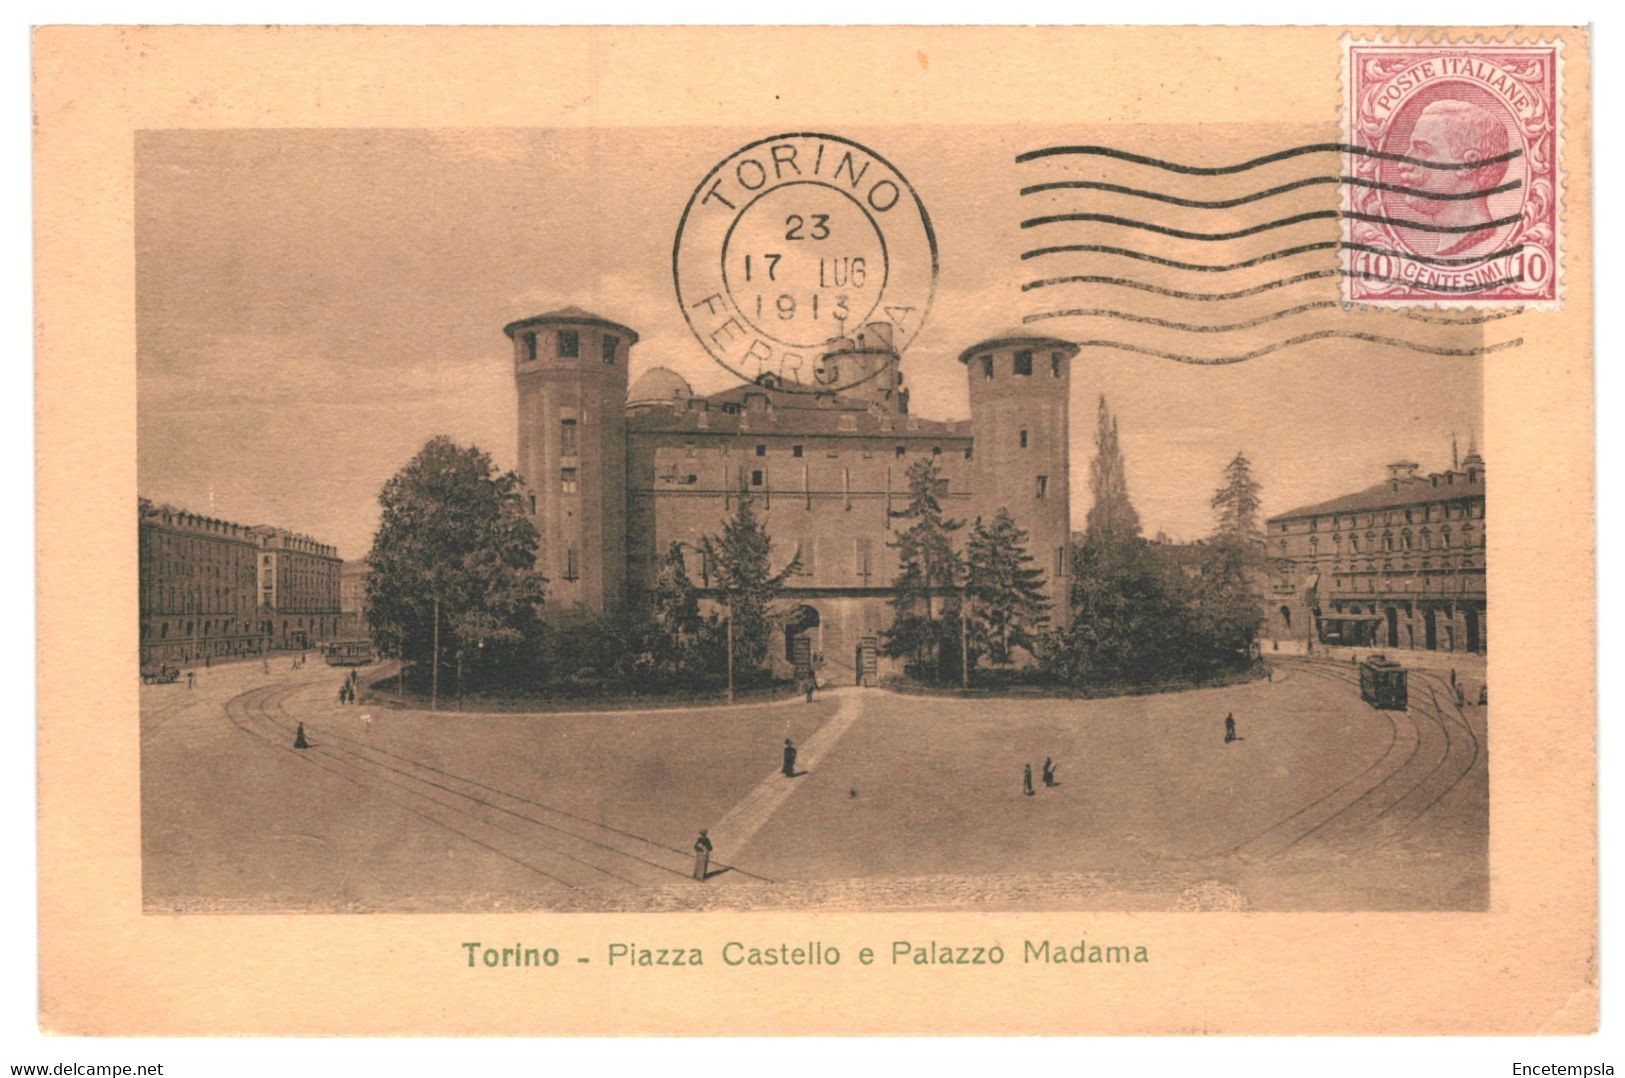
[{"left": 1342, "top": 37, "right": 1562, "bottom": 307}]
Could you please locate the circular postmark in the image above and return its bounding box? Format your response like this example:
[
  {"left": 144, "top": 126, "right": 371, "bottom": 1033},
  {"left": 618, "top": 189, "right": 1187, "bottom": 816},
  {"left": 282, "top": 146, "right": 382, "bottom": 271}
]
[{"left": 673, "top": 133, "right": 938, "bottom": 394}]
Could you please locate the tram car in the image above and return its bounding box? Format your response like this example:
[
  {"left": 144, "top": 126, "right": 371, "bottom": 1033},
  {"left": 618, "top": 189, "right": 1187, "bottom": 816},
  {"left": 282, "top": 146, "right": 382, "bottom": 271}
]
[
  {"left": 321, "top": 639, "right": 373, "bottom": 667},
  {"left": 1358, "top": 654, "right": 1409, "bottom": 711}
]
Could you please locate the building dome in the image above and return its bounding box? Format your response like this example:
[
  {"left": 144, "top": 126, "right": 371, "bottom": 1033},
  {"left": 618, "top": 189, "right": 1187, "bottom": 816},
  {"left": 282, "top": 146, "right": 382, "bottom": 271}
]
[{"left": 628, "top": 366, "right": 694, "bottom": 410}]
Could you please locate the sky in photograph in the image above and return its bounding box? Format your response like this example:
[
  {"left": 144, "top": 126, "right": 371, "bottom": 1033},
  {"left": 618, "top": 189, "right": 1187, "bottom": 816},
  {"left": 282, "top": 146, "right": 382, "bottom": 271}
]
[{"left": 137, "top": 126, "right": 1484, "bottom": 560}]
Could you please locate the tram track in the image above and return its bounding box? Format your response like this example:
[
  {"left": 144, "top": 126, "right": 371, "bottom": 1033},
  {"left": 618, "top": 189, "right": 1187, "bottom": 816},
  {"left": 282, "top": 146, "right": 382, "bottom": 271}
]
[
  {"left": 1222, "top": 661, "right": 1411, "bottom": 859},
  {"left": 223, "top": 678, "right": 772, "bottom": 894},
  {"left": 1229, "top": 659, "right": 1486, "bottom": 860}
]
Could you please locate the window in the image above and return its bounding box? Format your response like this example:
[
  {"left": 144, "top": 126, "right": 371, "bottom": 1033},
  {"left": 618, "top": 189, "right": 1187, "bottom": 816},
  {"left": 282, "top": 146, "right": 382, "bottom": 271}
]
[
  {"left": 560, "top": 468, "right": 578, "bottom": 493},
  {"left": 522, "top": 332, "right": 537, "bottom": 362},
  {"left": 602, "top": 334, "right": 618, "bottom": 363},
  {"left": 792, "top": 445, "right": 803, "bottom": 458},
  {"left": 1019, "top": 429, "right": 1029, "bottom": 448},
  {"left": 1014, "top": 351, "right": 1033, "bottom": 376},
  {"left": 932, "top": 446, "right": 942, "bottom": 456},
  {"left": 980, "top": 355, "right": 993, "bottom": 379},
  {"left": 564, "top": 546, "right": 579, "bottom": 581},
  {"left": 756, "top": 444, "right": 767, "bottom": 457},
  {"left": 1056, "top": 546, "right": 1066, "bottom": 577},
  {"left": 557, "top": 330, "right": 579, "bottom": 358},
  {"left": 1036, "top": 475, "right": 1048, "bottom": 499},
  {"left": 751, "top": 470, "right": 764, "bottom": 487},
  {"left": 964, "top": 447, "right": 973, "bottom": 460},
  {"left": 528, "top": 493, "right": 537, "bottom": 514},
  {"left": 560, "top": 419, "right": 578, "bottom": 456},
  {"left": 1051, "top": 351, "right": 1064, "bottom": 377},
  {"left": 1309, "top": 518, "right": 1318, "bottom": 532},
  {"left": 895, "top": 445, "right": 906, "bottom": 458}
]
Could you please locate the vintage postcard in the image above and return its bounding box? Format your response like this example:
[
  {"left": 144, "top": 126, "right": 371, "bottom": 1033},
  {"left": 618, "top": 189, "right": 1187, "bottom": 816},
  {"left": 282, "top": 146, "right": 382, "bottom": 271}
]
[{"left": 34, "top": 25, "right": 1594, "bottom": 1035}]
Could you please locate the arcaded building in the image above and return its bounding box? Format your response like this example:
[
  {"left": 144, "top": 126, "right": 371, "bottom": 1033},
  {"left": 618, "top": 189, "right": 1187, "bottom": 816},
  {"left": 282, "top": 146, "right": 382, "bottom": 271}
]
[
  {"left": 137, "top": 500, "right": 344, "bottom": 664},
  {"left": 138, "top": 500, "right": 266, "bottom": 665},
  {"left": 504, "top": 307, "right": 1076, "bottom": 683},
  {"left": 1264, "top": 445, "right": 1487, "bottom": 655}
]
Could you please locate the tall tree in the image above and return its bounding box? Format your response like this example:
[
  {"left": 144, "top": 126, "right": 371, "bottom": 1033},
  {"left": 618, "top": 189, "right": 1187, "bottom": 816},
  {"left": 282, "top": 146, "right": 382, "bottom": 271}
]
[
  {"left": 883, "top": 458, "right": 964, "bottom": 677},
  {"left": 701, "top": 494, "right": 800, "bottom": 683},
  {"left": 966, "top": 508, "right": 1050, "bottom": 668},
  {"left": 647, "top": 541, "right": 704, "bottom": 677},
  {"left": 1084, "top": 395, "right": 1142, "bottom": 546},
  {"left": 1211, "top": 450, "right": 1264, "bottom": 549},
  {"left": 366, "top": 436, "right": 546, "bottom": 691}
]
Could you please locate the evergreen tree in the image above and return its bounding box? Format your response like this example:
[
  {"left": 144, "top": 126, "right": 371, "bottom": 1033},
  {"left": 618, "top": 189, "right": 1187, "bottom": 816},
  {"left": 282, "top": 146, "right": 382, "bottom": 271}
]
[
  {"left": 1084, "top": 395, "right": 1142, "bottom": 546},
  {"left": 1211, "top": 450, "right": 1264, "bottom": 550},
  {"left": 366, "top": 436, "right": 546, "bottom": 692},
  {"left": 883, "top": 458, "right": 964, "bottom": 678},
  {"left": 966, "top": 508, "right": 1050, "bottom": 668},
  {"left": 701, "top": 494, "right": 800, "bottom": 683},
  {"left": 647, "top": 541, "right": 703, "bottom": 677}
]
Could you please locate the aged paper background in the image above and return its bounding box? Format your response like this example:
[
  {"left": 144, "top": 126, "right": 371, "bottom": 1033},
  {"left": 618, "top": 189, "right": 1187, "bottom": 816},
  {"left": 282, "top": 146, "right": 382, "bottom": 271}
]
[{"left": 34, "top": 25, "right": 1594, "bottom": 1034}]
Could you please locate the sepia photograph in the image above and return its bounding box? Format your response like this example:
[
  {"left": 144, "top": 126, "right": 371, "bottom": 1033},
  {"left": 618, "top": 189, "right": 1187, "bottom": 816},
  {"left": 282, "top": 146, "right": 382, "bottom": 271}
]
[{"left": 138, "top": 121, "right": 1497, "bottom": 916}]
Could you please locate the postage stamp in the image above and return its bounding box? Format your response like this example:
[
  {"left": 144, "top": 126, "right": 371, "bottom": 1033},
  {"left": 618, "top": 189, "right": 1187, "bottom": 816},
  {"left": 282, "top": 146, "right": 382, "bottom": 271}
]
[
  {"left": 1341, "top": 38, "right": 1562, "bottom": 306},
  {"left": 672, "top": 132, "right": 937, "bottom": 393}
]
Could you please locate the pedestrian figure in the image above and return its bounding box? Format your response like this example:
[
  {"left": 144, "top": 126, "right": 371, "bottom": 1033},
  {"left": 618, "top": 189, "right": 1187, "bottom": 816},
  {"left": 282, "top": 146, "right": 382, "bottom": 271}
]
[
  {"left": 293, "top": 722, "right": 309, "bottom": 750},
  {"left": 1225, "top": 713, "right": 1237, "bottom": 743},
  {"left": 1042, "top": 757, "right": 1057, "bottom": 788},
  {"left": 338, "top": 683, "right": 348, "bottom": 705},
  {"left": 186, "top": 670, "right": 195, "bottom": 689},
  {"left": 1455, "top": 684, "right": 1466, "bottom": 709},
  {"left": 692, "top": 830, "right": 713, "bottom": 881},
  {"left": 1478, "top": 683, "right": 1488, "bottom": 706},
  {"left": 805, "top": 679, "right": 815, "bottom": 703},
  {"left": 782, "top": 738, "right": 797, "bottom": 778},
  {"left": 1023, "top": 763, "right": 1035, "bottom": 797},
  {"left": 1450, "top": 668, "right": 1458, "bottom": 687},
  {"left": 205, "top": 655, "right": 211, "bottom": 669}
]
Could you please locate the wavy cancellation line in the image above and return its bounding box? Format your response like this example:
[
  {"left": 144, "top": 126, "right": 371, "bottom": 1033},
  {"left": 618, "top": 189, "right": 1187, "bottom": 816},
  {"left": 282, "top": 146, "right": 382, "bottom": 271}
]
[
  {"left": 1020, "top": 269, "right": 1524, "bottom": 299},
  {"left": 1018, "top": 175, "right": 1522, "bottom": 208},
  {"left": 1019, "top": 209, "right": 1525, "bottom": 242},
  {"left": 1014, "top": 142, "right": 1525, "bottom": 175},
  {"left": 1020, "top": 302, "right": 1525, "bottom": 333},
  {"left": 1044, "top": 331, "right": 1523, "bottom": 367},
  {"left": 1019, "top": 240, "right": 1527, "bottom": 272}
]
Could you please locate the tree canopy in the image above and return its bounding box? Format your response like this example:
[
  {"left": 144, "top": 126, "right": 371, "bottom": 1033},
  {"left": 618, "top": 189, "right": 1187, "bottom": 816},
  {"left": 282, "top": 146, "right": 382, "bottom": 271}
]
[
  {"left": 701, "top": 493, "right": 800, "bottom": 683},
  {"left": 966, "top": 508, "right": 1050, "bottom": 668},
  {"left": 883, "top": 458, "right": 964, "bottom": 678},
  {"left": 1084, "top": 394, "right": 1141, "bottom": 547},
  {"left": 365, "top": 436, "right": 545, "bottom": 686}
]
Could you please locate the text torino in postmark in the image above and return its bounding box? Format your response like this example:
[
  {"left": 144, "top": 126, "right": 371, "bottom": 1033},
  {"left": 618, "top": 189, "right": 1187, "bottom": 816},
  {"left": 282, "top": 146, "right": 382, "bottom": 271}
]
[{"left": 673, "top": 133, "right": 938, "bottom": 395}]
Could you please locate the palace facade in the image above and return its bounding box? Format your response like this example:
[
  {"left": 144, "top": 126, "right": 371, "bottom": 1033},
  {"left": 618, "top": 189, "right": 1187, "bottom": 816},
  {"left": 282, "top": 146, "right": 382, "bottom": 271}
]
[
  {"left": 1264, "top": 446, "right": 1487, "bottom": 655},
  {"left": 505, "top": 307, "right": 1077, "bottom": 683}
]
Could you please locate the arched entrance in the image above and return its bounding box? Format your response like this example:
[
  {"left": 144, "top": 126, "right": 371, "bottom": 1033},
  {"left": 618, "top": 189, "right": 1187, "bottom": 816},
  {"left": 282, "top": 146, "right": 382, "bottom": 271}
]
[
  {"left": 1465, "top": 608, "right": 1481, "bottom": 653},
  {"left": 1424, "top": 608, "right": 1438, "bottom": 650},
  {"left": 1385, "top": 606, "right": 1399, "bottom": 648},
  {"left": 784, "top": 604, "right": 821, "bottom": 667},
  {"left": 1279, "top": 605, "right": 1292, "bottom": 632}
]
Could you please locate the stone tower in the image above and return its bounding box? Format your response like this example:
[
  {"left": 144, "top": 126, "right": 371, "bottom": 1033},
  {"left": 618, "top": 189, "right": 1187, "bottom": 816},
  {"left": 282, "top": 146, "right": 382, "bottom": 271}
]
[
  {"left": 505, "top": 307, "right": 635, "bottom": 614},
  {"left": 960, "top": 333, "right": 1079, "bottom": 625}
]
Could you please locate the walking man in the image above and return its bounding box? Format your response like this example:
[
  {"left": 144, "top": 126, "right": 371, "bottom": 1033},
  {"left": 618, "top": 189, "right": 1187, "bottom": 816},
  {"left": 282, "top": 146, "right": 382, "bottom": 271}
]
[
  {"left": 1225, "top": 713, "right": 1237, "bottom": 743},
  {"left": 294, "top": 722, "right": 309, "bottom": 750},
  {"left": 1023, "top": 763, "right": 1035, "bottom": 797},
  {"left": 692, "top": 830, "right": 713, "bottom": 881},
  {"left": 1042, "top": 757, "right": 1057, "bottom": 788},
  {"left": 186, "top": 670, "right": 195, "bottom": 689},
  {"left": 782, "top": 738, "right": 797, "bottom": 778}
]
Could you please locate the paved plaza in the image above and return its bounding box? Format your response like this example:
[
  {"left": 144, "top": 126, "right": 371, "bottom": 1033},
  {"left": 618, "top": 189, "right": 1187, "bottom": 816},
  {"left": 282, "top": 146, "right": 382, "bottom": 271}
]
[{"left": 141, "top": 656, "right": 1488, "bottom": 913}]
